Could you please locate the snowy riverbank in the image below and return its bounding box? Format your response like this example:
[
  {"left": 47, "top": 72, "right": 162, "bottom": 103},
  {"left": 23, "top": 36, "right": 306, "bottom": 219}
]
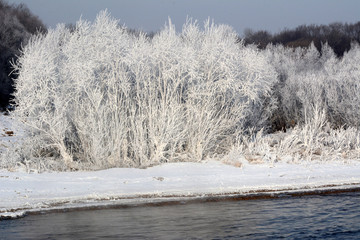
[
  {"left": 1, "top": 160, "right": 360, "bottom": 219},
  {"left": 1, "top": 113, "right": 360, "bottom": 219}
]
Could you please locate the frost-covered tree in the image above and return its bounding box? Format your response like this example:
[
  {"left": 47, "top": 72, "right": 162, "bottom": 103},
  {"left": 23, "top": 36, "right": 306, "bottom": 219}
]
[{"left": 10, "top": 11, "right": 277, "bottom": 170}]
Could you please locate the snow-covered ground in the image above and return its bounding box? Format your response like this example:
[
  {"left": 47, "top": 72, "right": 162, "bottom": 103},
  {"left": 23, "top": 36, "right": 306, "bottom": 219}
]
[
  {"left": 1, "top": 112, "right": 360, "bottom": 219},
  {"left": 1, "top": 161, "right": 360, "bottom": 219},
  {"left": 0, "top": 113, "right": 26, "bottom": 155}
]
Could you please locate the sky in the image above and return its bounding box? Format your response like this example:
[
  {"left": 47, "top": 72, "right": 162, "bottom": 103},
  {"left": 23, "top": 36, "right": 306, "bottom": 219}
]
[{"left": 6, "top": 0, "right": 360, "bottom": 35}]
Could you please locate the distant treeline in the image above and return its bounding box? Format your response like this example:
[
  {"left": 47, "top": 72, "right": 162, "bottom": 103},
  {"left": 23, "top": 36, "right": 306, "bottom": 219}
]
[
  {"left": 243, "top": 22, "right": 360, "bottom": 57},
  {"left": 0, "top": 0, "right": 46, "bottom": 109}
]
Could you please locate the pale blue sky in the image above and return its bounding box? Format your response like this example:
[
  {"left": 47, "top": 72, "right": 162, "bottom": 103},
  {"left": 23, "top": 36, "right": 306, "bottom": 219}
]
[{"left": 7, "top": 0, "right": 360, "bottom": 35}]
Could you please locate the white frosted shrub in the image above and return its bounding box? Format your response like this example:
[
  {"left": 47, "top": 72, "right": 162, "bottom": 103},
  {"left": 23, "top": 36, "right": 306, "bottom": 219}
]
[
  {"left": 10, "top": 12, "right": 276, "bottom": 170},
  {"left": 265, "top": 43, "right": 360, "bottom": 129},
  {"left": 230, "top": 43, "right": 360, "bottom": 165},
  {"left": 264, "top": 43, "right": 324, "bottom": 129},
  {"left": 235, "top": 105, "right": 360, "bottom": 164},
  {"left": 323, "top": 43, "right": 360, "bottom": 128}
]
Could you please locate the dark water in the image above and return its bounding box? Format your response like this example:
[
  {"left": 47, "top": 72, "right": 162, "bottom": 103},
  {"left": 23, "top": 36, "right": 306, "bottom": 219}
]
[{"left": 1, "top": 192, "right": 360, "bottom": 239}]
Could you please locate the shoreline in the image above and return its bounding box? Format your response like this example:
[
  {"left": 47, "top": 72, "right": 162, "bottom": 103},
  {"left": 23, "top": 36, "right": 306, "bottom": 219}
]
[
  {"left": 2, "top": 184, "right": 359, "bottom": 221},
  {"left": 1, "top": 160, "right": 359, "bottom": 220}
]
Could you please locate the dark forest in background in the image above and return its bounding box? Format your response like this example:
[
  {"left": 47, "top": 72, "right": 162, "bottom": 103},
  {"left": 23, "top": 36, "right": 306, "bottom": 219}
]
[
  {"left": 243, "top": 22, "right": 360, "bottom": 57},
  {"left": 0, "top": 0, "right": 46, "bottom": 110}
]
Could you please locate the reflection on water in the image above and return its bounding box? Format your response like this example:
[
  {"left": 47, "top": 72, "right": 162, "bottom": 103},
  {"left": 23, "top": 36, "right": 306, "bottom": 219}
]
[{"left": 2, "top": 192, "right": 360, "bottom": 239}]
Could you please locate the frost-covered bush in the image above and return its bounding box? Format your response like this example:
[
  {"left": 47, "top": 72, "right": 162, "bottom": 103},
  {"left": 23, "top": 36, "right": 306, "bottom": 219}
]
[
  {"left": 322, "top": 43, "right": 360, "bottom": 128},
  {"left": 10, "top": 11, "right": 276, "bottom": 170},
  {"left": 264, "top": 43, "right": 325, "bottom": 130},
  {"left": 229, "top": 42, "right": 360, "bottom": 165},
  {"left": 233, "top": 106, "right": 360, "bottom": 165},
  {"left": 265, "top": 42, "right": 360, "bottom": 130}
]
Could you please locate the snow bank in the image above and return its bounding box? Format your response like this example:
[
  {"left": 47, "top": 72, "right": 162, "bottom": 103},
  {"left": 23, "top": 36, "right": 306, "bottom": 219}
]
[{"left": 1, "top": 161, "right": 359, "bottom": 219}]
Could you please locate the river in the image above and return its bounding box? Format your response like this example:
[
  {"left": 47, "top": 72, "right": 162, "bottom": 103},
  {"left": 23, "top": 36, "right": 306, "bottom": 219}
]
[{"left": 2, "top": 191, "right": 360, "bottom": 239}]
